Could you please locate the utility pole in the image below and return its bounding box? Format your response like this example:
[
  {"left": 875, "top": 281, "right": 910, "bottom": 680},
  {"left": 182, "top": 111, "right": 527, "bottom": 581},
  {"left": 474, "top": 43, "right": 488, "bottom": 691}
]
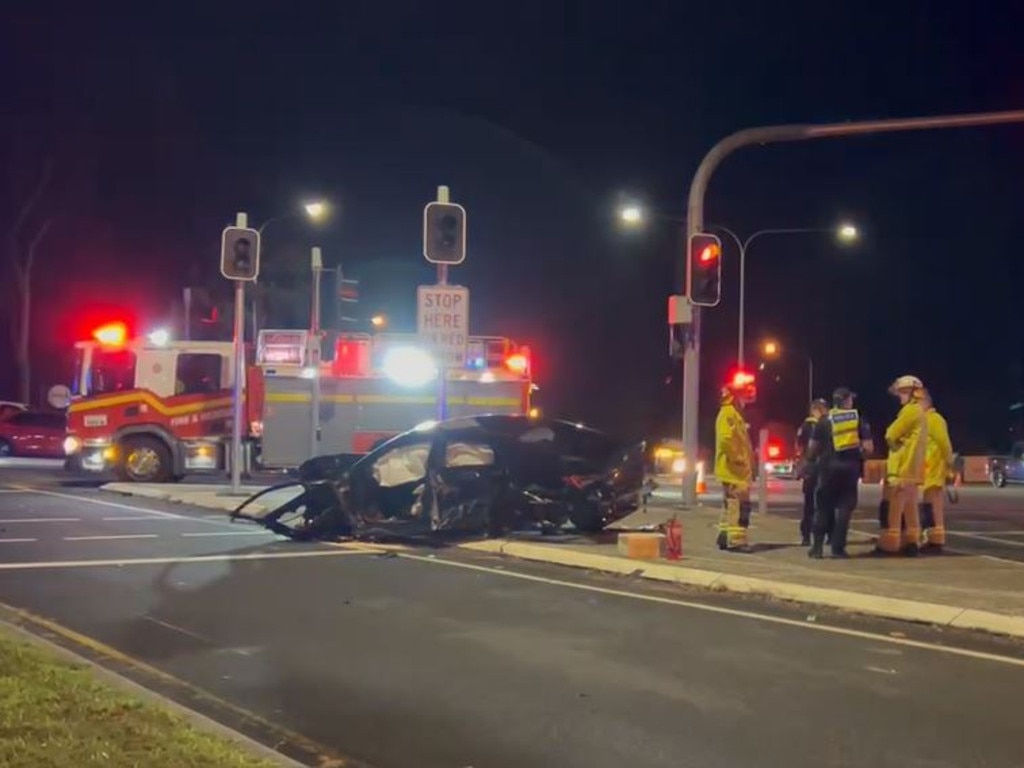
[
  {"left": 681, "top": 108, "right": 1024, "bottom": 508},
  {"left": 435, "top": 186, "right": 450, "bottom": 421}
]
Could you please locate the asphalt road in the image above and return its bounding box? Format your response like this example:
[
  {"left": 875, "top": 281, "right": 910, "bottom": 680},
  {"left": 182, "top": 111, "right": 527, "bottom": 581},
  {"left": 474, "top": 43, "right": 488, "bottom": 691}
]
[{"left": 1, "top": 466, "right": 1023, "bottom": 767}]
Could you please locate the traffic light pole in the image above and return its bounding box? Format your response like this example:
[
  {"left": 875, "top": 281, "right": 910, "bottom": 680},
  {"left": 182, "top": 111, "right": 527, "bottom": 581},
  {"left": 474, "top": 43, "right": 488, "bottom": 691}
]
[
  {"left": 435, "top": 185, "right": 450, "bottom": 421},
  {"left": 230, "top": 212, "right": 247, "bottom": 494},
  {"left": 680, "top": 108, "right": 1024, "bottom": 508}
]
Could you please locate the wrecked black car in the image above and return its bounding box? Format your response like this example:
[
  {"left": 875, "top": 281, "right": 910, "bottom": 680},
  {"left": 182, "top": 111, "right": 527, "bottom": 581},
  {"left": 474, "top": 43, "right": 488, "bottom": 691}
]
[{"left": 230, "top": 415, "right": 652, "bottom": 541}]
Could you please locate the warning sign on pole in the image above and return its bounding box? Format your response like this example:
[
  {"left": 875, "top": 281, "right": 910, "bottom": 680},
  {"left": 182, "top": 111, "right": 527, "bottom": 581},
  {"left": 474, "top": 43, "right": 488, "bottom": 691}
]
[{"left": 417, "top": 285, "right": 469, "bottom": 368}]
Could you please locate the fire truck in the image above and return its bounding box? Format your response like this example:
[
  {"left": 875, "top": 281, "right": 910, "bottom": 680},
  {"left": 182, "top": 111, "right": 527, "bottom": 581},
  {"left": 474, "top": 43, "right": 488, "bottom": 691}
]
[{"left": 60, "top": 322, "right": 533, "bottom": 482}]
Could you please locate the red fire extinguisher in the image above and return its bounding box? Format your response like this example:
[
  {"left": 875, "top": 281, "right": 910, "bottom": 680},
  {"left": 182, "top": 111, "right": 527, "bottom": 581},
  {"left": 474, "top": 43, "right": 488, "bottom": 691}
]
[{"left": 665, "top": 516, "right": 682, "bottom": 561}]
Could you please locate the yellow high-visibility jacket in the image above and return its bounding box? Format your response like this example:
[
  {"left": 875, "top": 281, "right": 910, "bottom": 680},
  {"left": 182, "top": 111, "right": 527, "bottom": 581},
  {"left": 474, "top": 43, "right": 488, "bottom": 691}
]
[
  {"left": 922, "top": 408, "right": 954, "bottom": 490},
  {"left": 715, "top": 400, "right": 754, "bottom": 488},
  {"left": 885, "top": 399, "right": 928, "bottom": 483}
]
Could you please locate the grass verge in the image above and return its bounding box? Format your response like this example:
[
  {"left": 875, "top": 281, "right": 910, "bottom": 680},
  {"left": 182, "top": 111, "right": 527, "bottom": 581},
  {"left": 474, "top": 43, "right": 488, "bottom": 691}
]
[{"left": 0, "top": 628, "right": 279, "bottom": 767}]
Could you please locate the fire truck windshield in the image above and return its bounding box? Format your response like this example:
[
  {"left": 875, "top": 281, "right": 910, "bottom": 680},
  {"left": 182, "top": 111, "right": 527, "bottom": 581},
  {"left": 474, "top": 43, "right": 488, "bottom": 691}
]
[{"left": 86, "top": 349, "right": 137, "bottom": 395}]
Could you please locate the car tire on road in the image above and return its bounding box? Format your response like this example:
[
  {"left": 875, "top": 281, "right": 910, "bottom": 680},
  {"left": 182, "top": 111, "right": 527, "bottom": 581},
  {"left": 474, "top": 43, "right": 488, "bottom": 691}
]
[
  {"left": 991, "top": 469, "right": 1007, "bottom": 488},
  {"left": 116, "top": 436, "right": 173, "bottom": 483},
  {"left": 0, "top": 438, "right": 12, "bottom": 457}
]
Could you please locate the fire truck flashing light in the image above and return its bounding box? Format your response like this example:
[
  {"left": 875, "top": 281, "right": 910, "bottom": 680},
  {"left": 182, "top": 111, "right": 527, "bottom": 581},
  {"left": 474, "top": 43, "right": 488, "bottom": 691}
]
[
  {"left": 505, "top": 353, "right": 529, "bottom": 374},
  {"left": 93, "top": 322, "right": 127, "bottom": 347}
]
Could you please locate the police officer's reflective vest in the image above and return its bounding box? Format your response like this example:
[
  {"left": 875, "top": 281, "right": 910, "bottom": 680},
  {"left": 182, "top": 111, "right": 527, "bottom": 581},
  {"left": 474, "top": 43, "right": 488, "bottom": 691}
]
[{"left": 829, "top": 408, "right": 860, "bottom": 453}]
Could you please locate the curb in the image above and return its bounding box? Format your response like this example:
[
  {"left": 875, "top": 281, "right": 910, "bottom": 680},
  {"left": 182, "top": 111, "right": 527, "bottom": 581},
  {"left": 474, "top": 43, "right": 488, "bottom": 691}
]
[
  {"left": 0, "top": 618, "right": 307, "bottom": 767},
  {"left": 458, "top": 540, "right": 1024, "bottom": 639}
]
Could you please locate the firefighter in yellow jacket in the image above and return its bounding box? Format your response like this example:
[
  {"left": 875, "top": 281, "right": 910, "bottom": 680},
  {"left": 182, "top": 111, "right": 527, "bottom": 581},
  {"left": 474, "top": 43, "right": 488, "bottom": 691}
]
[
  {"left": 715, "top": 372, "right": 756, "bottom": 551},
  {"left": 879, "top": 374, "right": 929, "bottom": 555},
  {"left": 919, "top": 389, "right": 954, "bottom": 551}
]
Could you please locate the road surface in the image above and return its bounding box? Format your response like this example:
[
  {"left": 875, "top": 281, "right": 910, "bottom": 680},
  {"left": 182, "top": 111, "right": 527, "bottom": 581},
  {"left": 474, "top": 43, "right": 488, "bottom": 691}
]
[{"left": 0, "top": 466, "right": 1022, "bottom": 768}]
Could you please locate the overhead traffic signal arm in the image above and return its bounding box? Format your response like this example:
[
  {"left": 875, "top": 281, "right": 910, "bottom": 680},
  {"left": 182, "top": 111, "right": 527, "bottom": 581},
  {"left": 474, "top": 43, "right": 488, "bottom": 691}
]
[{"left": 687, "top": 232, "right": 722, "bottom": 307}]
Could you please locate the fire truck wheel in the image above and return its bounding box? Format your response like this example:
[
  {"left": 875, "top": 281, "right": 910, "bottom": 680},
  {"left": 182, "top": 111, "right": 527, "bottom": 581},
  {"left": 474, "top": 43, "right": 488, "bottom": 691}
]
[{"left": 117, "top": 436, "right": 173, "bottom": 483}]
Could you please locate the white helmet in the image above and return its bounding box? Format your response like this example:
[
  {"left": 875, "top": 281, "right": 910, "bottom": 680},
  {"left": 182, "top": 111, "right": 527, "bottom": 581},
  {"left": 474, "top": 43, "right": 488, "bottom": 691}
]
[{"left": 889, "top": 374, "right": 923, "bottom": 394}]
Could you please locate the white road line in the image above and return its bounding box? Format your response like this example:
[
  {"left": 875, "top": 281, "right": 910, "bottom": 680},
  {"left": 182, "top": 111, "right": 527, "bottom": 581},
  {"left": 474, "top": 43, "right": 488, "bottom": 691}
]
[
  {"left": 0, "top": 548, "right": 377, "bottom": 571},
  {"left": 8, "top": 486, "right": 232, "bottom": 527},
  {"left": 180, "top": 531, "right": 276, "bottom": 537},
  {"left": 101, "top": 516, "right": 183, "bottom": 522},
  {"left": 366, "top": 546, "right": 1024, "bottom": 669},
  {"left": 0, "top": 517, "right": 81, "bottom": 523},
  {"left": 64, "top": 534, "right": 160, "bottom": 542},
  {"left": 948, "top": 532, "right": 1024, "bottom": 548},
  {"left": 0, "top": 538, "right": 37, "bottom": 543}
]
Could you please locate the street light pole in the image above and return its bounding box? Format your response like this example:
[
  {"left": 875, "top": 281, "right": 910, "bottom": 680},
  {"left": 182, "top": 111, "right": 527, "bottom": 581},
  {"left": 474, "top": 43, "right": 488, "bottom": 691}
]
[{"left": 716, "top": 226, "right": 845, "bottom": 368}]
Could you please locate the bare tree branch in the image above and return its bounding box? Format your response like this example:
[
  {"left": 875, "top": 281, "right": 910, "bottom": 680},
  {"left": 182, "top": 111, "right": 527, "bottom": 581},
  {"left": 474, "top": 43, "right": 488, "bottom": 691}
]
[
  {"left": 25, "top": 217, "right": 53, "bottom": 277},
  {"left": 10, "top": 157, "right": 55, "bottom": 246}
]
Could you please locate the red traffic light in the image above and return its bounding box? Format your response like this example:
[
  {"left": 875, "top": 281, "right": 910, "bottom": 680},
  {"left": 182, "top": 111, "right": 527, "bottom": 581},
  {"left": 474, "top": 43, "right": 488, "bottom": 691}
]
[
  {"left": 698, "top": 243, "right": 720, "bottom": 263},
  {"left": 688, "top": 232, "right": 723, "bottom": 307}
]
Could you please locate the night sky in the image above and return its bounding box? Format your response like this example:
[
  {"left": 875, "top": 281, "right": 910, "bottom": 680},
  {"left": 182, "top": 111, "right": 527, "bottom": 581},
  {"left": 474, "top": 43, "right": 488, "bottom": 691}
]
[{"left": 3, "top": 3, "right": 1023, "bottom": 452}]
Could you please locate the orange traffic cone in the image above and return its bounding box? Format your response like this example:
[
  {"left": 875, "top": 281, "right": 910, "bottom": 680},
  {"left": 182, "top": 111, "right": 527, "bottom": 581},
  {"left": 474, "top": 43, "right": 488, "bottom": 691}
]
[{"left": 695, "top": 461, "right": 707, "bottom": 495}]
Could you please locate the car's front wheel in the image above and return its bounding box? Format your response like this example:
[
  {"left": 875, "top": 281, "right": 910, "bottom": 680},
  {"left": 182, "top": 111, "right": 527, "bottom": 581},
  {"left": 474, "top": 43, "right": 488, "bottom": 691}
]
[{"left": 991, "top": 468, "right": 1007, "bottom": 488}]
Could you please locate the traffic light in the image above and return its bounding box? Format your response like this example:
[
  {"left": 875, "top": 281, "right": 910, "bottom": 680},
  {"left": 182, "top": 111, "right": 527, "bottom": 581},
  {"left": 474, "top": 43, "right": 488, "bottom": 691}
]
[
  {"left": 220, "top": 226, "right": 261, "bottom": 281},
  {"left": 687, "top": 232, "right": 722, "bottom": 307},
  {"left": 423, "top": 202, "right": 467, "bottom": 265}
]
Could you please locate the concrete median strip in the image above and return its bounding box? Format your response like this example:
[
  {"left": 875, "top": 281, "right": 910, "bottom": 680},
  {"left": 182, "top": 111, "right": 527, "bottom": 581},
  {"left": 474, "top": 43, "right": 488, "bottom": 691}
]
[{"left": 459, "top": 539, "right": 1024, "bottom": 639}]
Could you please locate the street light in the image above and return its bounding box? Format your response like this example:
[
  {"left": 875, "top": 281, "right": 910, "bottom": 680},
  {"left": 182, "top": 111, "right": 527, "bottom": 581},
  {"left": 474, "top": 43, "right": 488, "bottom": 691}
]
[
  {"left": 760, "top": 339, "right": 815, "bottom": 406},
  {"left": 304, "top": 201, "right": 328, "bottom": 221},
  {"left": 618, "top": 204, "right": 644, "bottom": 226},
  {"left": 718, "top": 222, "right": 858, "bottom": 367}
]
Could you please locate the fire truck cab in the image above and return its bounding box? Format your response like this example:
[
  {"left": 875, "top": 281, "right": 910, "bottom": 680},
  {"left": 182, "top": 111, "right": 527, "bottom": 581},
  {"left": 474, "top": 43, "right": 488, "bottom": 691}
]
[
  {"left": 61, "top": 322, "right": 534, "bottom": 483},
  {"left": 62, "top": 323, "right": 244, "bottom": 482}
]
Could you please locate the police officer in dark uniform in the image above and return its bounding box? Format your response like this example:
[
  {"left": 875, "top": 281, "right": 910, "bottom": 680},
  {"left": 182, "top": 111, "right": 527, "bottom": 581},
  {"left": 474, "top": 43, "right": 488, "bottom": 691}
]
[
  {"left": 806, "top": 387, "right": 874, "bottom": 559},
  {"left": 795, "top": 399, "right": 828, "bottom": 546}
]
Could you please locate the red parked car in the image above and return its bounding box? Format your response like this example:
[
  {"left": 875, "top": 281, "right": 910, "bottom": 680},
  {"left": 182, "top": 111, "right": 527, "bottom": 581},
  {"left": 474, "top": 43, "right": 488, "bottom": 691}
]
[{"left": 0, "top": 410, "right": 67, "bottom": 458}]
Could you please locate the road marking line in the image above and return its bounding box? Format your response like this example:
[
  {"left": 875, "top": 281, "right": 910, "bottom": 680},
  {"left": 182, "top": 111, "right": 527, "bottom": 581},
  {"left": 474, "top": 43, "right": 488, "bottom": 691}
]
[
  {"left": 8, "top": 486, "right": 235, "bottom": 528},
  {"left": 0, "top": 517, "right": 81, "bottom": 523},
  {"left": 180, "top": 531, "right": 277, "bottom": 537},
  {"left": 64, "top": 534, "right": 160, "bottom": 541},
  {"left": 948, "top": 532, "right": 1024, "bottom": 548},
  {"left": 366, "top": 546, "right": 1024, "bottom": 668},
  {"left": 101, "top": 515, "right": 185, "bottom": 522},
  {"left": 0, "top": 538, "right": 37, "bottom": 543},
  {"left": 0, "top": 547, "right": 379, "bottom": 571},
  {"left": 144, "top": 615, "right": 215, "bottom": 644}
]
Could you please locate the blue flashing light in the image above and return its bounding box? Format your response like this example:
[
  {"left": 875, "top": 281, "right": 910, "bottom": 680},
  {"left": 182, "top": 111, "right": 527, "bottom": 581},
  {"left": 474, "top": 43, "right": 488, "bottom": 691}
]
[{"left": 467, "top": 357, "right": 486, "bottom": 370}]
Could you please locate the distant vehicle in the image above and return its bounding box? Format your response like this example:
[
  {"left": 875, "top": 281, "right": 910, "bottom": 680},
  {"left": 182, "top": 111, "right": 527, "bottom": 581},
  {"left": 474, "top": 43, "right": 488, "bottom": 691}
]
[
  {"left": 649, "top": 438, "right": 686, "bottom": 477},
  {"left": 988, "top": 443, "right": 1024, "bottom": 487},
  {"left": 0, "top": 410, "right": 67, "bottom": 458},
  {"left": 761, "top": 436, "right": 797, "bottom": 479},
  {"left": 0, "top": 401, "right": 28, "bottom": 421}
]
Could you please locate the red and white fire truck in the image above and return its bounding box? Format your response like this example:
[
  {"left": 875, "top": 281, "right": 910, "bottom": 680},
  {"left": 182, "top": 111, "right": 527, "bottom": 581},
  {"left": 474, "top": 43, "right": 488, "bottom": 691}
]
[{"left": 61, "top": 322, "right": 533, "bottom": 482}]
